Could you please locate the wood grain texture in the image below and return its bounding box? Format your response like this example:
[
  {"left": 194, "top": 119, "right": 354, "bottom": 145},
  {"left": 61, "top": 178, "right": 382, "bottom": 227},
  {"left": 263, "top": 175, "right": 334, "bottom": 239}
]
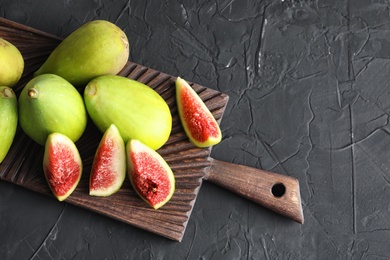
[
  {"left": 206, "top": 159, "right": 304, "bottom": 224},
  {"left": 0, "top": 17, "right": 229, "bottom": 242}
]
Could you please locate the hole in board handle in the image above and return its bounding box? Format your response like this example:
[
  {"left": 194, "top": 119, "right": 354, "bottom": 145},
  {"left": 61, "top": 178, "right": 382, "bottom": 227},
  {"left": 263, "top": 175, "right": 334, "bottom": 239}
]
[{"left": 271, "top": 183, "right": 286, "bottom": 197}]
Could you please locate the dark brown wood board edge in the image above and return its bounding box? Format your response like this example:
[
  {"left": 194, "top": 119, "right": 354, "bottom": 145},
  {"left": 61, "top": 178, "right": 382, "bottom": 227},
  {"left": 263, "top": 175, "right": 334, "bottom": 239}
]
[
  {"left": 0, "top": 17, "right": 230, "bottom": 242},
  {"left": 0, "top": 17, "right": 63, "bottom": 41}
]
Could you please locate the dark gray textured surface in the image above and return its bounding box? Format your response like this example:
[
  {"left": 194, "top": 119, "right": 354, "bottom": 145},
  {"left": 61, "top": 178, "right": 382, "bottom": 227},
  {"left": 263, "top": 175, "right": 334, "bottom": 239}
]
[{"left": 1, "top": 0, "right": 390, "bottom": 259}]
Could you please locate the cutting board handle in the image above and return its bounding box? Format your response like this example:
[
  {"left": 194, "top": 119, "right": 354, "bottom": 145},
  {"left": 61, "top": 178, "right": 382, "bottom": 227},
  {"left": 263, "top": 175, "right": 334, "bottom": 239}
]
[{"left": 205, "top": 158, "right": 304, "bottom": 224}]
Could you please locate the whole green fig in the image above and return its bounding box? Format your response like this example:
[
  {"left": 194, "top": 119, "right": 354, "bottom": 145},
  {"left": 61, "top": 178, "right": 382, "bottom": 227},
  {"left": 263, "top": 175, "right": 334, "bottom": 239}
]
[
  {"left": 18, "top": 74, "right": 87, "bottom": 145},
  {"left": 0, "top": 86, "right": 18, "bottom": 163},
  {"left": 84, "top": 75, "right": 172, "bottom": 150},
  {"left": 34, "top": 20, "right": 129, "bottom": 87},
  {"left": 0, "top": 38, "right": 24, "bottom": 88}
]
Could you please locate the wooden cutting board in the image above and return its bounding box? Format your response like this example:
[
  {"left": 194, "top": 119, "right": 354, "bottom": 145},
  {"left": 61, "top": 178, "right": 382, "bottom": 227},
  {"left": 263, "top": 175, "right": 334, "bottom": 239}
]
[{"left": 0, "top": 18, "right": 303, "bottom": 242}]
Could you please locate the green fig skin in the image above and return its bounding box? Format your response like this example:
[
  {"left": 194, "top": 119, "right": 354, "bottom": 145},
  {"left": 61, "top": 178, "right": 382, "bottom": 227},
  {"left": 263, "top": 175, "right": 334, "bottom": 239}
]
[
  {"left": 34, "top": 20, "right": 129, "bottom": 87},
  {"left": 0, "top": 86, "right": 18, "bottom": 163},
  {"left": 18, "top": 74, "right": 87, "bottom": 146},
  {"left": 84, "top": 75, "right": 172, "bottom": 151},
  {"left": 0, "top": 38, "right": 24, "bottom": 88}
]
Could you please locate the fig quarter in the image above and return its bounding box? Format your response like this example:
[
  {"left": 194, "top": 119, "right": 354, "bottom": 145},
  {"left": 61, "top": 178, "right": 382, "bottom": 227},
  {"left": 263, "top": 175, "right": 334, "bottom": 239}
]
[
  {"left": 176, "top": 77, "right": 222, "bottom": 148},
  {"left": 43, "top": 132, "right": 83, "bottom": 201},
  {"left": 126, "top": 139, "right": 175, "bottom": 209},
  {"left": 89, "top": 124, "right": 126, "bottom": 197}
]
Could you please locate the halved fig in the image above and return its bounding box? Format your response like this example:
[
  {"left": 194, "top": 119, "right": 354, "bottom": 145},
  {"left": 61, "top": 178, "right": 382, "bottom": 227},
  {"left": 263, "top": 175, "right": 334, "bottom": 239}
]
[
  {"left": 89, "top": 124, "right": 126, "bottom": 196},
  {"left": 126, "top": 139, "right": 175, "bottom": 209},
  {"left": 43, "top": 133, "right": 82, "bottom": 201},
  {"left": 176, "top": 77, "right": 222, "bottom": 148}
]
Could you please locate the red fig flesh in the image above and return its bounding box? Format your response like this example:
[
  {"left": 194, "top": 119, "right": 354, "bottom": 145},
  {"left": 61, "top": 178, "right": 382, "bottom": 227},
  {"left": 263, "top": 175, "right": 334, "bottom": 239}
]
[
  {"left": 176, "top": 77, "right": 222, "bottom": 148},
  {"left": 43, "top": 133, "right": 82, "bottom": 201},
  {"left": 126, "top": 139, "right": 175, "bottom": 209},
  {"left": 89, "top": 124, "right": 126, "bottom": 196}
]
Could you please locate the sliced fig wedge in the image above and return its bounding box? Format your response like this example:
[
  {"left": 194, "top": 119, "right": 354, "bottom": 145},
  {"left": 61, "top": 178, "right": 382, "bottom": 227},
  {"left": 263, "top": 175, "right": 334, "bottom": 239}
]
[
  {"left": 89, "top": 124, "right": 126, "bottom": 197},
  {"left": 43, "top": 133, "right": 82, "bottom": 201},
  {"left": 176, "top": 77, "right": 222, "bottom": 148},
  {"left": 126, "top": 139, "right": 175, "bottom": 209}
]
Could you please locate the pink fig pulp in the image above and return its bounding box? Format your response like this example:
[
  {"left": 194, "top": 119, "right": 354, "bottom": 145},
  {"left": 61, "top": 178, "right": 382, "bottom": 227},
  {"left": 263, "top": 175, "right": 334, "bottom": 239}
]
[
  {"left": 176, "top": 77, "right": 222, "bottom": 148},
  {"left": 89, "top": 124, "right": 126, "bottom": 196},
  {"left": 126, "top": 139, "right": 175, "bottom": 209},
  {"left": 43, "top": 133, "right": 82, "bottom": 201}
]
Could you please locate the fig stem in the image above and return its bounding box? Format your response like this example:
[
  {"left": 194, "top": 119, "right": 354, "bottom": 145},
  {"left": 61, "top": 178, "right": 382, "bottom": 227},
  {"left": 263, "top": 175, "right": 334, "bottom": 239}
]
[
  {"left": 28, "top": 88, "right": 39, "bottom": 98},
  {"left": 85, "top": 83, "right": 97, "bottom": 96},
  {"left": 1, "top": 87, "right": 14, "bottom": 98}
]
